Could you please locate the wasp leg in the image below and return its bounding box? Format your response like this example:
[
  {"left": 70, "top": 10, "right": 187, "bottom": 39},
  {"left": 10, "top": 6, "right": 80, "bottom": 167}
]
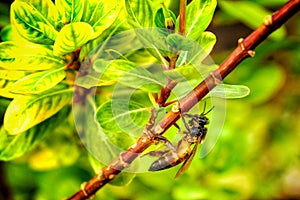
[
  {"left": 142, "top": 135, "right": 175, "bottom": 158},
  {"left": 180, "top": 113, "right": 192, "bottom": 133},
  {"left": 176, "top": 102, "right": 192, "bottom": 133},
  {"left": 153, "top": 135, "right": 176, "bottom": 150},
  {"left": 144, "top": 150, "right": 169, "bottom": 157},
  {"left": 173, "top": 122, "right": 181, "bottom": 130}
]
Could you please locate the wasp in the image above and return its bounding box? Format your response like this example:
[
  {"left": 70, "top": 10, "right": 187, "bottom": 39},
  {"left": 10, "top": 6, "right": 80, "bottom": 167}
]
[{"left": 148, "top": 103, "right": 213, "bottom": 178}]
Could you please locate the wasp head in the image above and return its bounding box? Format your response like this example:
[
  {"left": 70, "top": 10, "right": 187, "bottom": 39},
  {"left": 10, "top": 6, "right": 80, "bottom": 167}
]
[
  {"left": 197, "top": 115, "right": 209, "bottom": 126},
  {"left": 188, "top": 115, "right": 209, "bottom": 127}
]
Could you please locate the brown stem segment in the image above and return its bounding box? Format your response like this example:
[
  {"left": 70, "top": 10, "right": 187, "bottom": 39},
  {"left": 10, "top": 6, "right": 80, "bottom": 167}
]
[
  {"left": 66, "top": 1, "right": 300, "bottom": 199},
  {"left": 179, "top": 0, "right": 187, "bottom": 35}
]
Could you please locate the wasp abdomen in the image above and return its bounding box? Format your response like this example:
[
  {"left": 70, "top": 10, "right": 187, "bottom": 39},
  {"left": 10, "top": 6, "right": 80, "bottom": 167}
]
[
  {"left": 149, "top": 140, "right": 191, "bottom": 171},
  {"left": 149, "top": 151, "right": 182, "bottom": 171}
]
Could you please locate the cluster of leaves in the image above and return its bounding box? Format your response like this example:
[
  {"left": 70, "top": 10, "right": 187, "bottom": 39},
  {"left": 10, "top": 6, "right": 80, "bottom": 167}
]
[
  {"left": 0, "top": 0, "right": 252, "bottom": 195},
  {"left": 0, "top": 0, "right": 121, "bottom": 160}
]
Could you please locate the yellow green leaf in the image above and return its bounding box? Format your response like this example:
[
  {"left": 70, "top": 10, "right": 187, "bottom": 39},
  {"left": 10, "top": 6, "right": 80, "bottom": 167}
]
[
  {"left": 0, "top": 70, "right": 26, "bottom": 80},
  {"left": 177, "top": 0, "right": 217, "bottom": 40},
  {"left": 0, "top": 106, "right": 71, "bottom": 161},
  {"left": 4, "top": 88, "right": 72, "bottom": 135},
  {"left": 10, "top": 0, "right": 59, "bottom": 44},
  {"left": 0, "top": 42, "right": 65, "bottom": 71},
  {"left": 82, "top": 0, "right": 121, "bottom": 39},
  {"left": 55, "top": 0, "right": 85, "bottom": 23},
  {"left": 125, "top": 0, "right": 154, "bottom": 28},
  {"left": 53, "top": 22, "right": 94, "bottom": 56},
  {"left": 7, "top": 67, "right": 66, "bottom": 94},
  {"left": 0, "top": 80, "right": 21, "bottom": 99}
]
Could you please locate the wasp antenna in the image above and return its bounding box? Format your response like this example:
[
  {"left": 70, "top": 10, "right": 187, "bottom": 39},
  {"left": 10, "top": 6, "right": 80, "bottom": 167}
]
[
  {"left": 204, "top": 106, "right": 215, "bottom": 115},
  {"left": 201, "top": 101, "right": 207, "bottom": 115}
]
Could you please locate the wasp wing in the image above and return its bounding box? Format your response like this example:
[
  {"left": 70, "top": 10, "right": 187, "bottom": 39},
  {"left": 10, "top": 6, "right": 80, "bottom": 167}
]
[{"left": 174, "top": 137, "right": 201, "bottom": 179}]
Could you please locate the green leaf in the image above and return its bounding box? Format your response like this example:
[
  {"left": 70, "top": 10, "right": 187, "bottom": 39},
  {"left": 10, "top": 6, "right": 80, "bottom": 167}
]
[
  {"left": 178, "top": 0, "right": 217, "bottom": 40},
  {"left": 7, "top": 67, "right": 66, "bottom": 94},
  {"left": 0, "top": 106, "right": 70, "bottom": 161},
  {"left": 183, "top": 31, "right": 217, "bottom": 66},
  {"left": 53, "top": 22, "right": 94, "bottom": 56},
  {"left": 167, "top": 31, "right": 216, "bottom": 68},
  {"left": 154, "top": 6, "right": 176, "bottom": 29},
  {"left": 120, "top": 66, "right": 164, "bottom": 92},
  {"left": 4, "top": 87, "right": 72, "bottom": 135},
  {"left": 75, "top": 74, "right": 115, "bottom": 89},
  {"left": 94, "top": 59, "right": 127, "bottom": 78},
  {"left": 97, "top": 59, "right": 164, "bottom": 92},
  {"left": 82, "top": 0, "right": 121, "bottom": 39},
  {"left": 210, "top": 84, "right": 250, "bottom": 99},
  {"left": 11, "top": 0, "right": 59, "bottom": 44},
  {"left": 79, "top": 18, "right": 127, "bottom": 61},
  {"left": 0, "top": 25, "right": 13, "bottom": 42},
  {"left": 0, "top": 42, "right": 65, "bottom": 71},
  {"left": 154, "top": 7, "right": 167, "bottom": 29},
  {"left": 96, "top": 100, "right": 150, "bottom": 134},
  {"left": 125, "top": 0, "right": 154, "bottom": 28},
  {"left": 166, "top": 33, "right": 195, "bottom": 51},
  {"left": 126, "top": 49, "right": 158, "bottom": 66},
  {"left": 55, "top": 0, "right": 85, "bottom": 23},
  {"left": 164, "top": 64, "right": 218, "bottom": 81},
  {"left": 219, "top": 1, "right": 286, "bottom": 40},
  {"left": 131, "top": 28, "right": 170, "bottom": 66},
  {"left": 196, "top": 31, "right": 217, "bottom": 56}
]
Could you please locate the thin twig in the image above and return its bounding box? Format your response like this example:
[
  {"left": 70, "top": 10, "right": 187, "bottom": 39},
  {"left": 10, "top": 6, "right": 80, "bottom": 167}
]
[{"left": 66, "top": 1, "right": 300, "bottom": 199}]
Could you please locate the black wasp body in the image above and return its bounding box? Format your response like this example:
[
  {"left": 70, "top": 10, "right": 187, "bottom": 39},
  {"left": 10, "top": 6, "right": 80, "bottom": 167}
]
[{"left": 148, "top": 105, "right": 212, "bottom": 178}]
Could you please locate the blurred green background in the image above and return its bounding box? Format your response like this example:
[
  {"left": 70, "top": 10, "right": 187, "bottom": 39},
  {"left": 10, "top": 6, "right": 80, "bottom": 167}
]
[{"left": 1, "top": 0, "right": 299, "bottom": 199}]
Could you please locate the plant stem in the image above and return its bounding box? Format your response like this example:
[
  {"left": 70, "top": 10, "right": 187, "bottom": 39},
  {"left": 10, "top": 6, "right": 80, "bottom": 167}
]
[
  {"left": 66, "top": 1, "right": 300, "bottom": 199},
  {"left": 179, "top": 0, "right": 187, "bottom": 35}
]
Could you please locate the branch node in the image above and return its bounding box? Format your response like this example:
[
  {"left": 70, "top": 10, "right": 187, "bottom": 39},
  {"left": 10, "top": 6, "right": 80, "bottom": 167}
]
[
  {"left": 141, "top": 137, "right": 148, "bottom": 143},
  {"left": 80, "top": 182, "right": 88, "bottom": 197},
  {"left": 210, "top": 72, "right": 222, "bottom": 85},
  {"left": 130, "top": 143, "right": 137, "bottom": 149},
  {"left": 119, "top": 153, "right": 131, "bottom": 168},
  {"left": 263, "top": 15, "right": 273, "bottom": 26},
  {"left": 97, "top": 170, "right": 104, "bottom": 180},
  {"left": 238, "top": 38, "right": 245, "bottom": 50},
  {"left": 108, "top": 174, "right": 116, "bottom": 180},
  {"left": 154, "top": 125, "right": 164, "bottom": 134},
  {"left": 171, "top": 102, "right": 180, "bottom": 113},
  {"left": 247, "top": 50, "right": 255, "bottom": 58}
]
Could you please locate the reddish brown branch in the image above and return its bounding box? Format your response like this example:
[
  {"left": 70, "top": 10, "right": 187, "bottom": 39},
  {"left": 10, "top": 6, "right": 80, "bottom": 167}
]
[
  {"left": 66, "top": 1, "right": 300, "bottom": 199},
  {"left": 179, "top": 0, "right": 187, "bottom": 35}
]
